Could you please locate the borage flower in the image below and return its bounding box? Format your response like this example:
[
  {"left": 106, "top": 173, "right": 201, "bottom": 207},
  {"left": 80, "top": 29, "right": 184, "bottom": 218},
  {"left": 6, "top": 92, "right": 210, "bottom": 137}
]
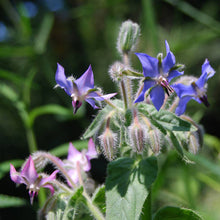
[
  {"left": 55, "top": 63, "right": 117, "bottom": 113},
  {"left": 10, "top": 156, "right": 58, "bottom": 204},
  {"left": 173, "top": 59, "right": 215, "bottom": 116},
  {"left": 135, "top": 40, "right": 183, "bottom": 111},
  {"left": 63, "top": 138, "right": 97, "bottom": 186}
]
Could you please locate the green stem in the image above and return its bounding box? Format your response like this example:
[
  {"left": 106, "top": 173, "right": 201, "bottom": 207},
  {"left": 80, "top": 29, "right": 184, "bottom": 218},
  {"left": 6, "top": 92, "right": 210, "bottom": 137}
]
[
  {"left": 76, "top": 162, "right": 105, "bottom": 220},
  {"left": 120, "top": 80, "right": 128, "bottom": 110},
  {"left": 123, "top": 53, "right": 133, "bottom": 108},
  {"left": 142, "top": 0, "right": 159, "bottom": 53},
  {"left": 83, "top": 192, "right": 105, "bottom": 220},
  {"left": 26, "top": 127, "right": 38, "bottom": 153},
  {"left": 40, "top": 152, "right": 77, "bottom": 189}
]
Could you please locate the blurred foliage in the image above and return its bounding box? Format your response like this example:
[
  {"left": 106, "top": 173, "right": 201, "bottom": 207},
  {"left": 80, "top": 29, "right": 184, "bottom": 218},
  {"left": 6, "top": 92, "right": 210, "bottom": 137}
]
[{"left": 0, "top": 0, "right": 219, "bottom": 219}]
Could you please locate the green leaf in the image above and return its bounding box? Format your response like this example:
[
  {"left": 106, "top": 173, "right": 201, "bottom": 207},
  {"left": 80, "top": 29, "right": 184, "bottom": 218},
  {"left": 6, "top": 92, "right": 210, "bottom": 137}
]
[
  {"left": 0, "top": 83, "right": 19, "bottom": 102},
  {"left": 92, "top": 185, "right": 106, "bottom": 214},
  {"left": 34, "top": 14, "right": 54, "bottom": 54},
  {"left": 68, "top": 187, "right": 84, "bottom": 208},
  {"left": 169, "top": 131, "right": 184, "bottom": 157},
  {"left": 0, "top": 45, "right": 34, "bottom": 57},
  {"left": 50, "top": 140, "right": 88, "bottom": 157},
  {"left": 138, "top": 103, "right": 196, "bottom": 132},
  {"left": 0, "top": 68, "right": 26, "bottom": 85},
  {"left": 185, "top": 152, "right": 220, "bottom": 178},
  {"left": 106, "top": 157, "right": 158, "bottom": 220},
  {"left": 0, "top": 194, "right": 26, "bottom": 208},
  {"left": 0, "top": 159, "right": 23, "bottom": 180},
  {"left": 28, "top": 104, "right": 81, "bottom": 127},
  {"left": 153, "top": 206, "right": 203, "bottom": 220}
]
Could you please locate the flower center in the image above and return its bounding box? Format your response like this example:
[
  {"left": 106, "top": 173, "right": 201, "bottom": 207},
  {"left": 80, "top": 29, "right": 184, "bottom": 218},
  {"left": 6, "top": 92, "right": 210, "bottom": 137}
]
[{"left": 158, "top": 76, "right": 174, "bottom": 96}]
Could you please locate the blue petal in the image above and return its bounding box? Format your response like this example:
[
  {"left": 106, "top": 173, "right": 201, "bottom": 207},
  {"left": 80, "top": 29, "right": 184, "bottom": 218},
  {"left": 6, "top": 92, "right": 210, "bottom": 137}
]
[
  {"left": 162, "top": 52, "right": 176, "bottom": 74},
  {"left": 165, "top": 40, "right": 170, "bottom": 54},
  {"left": 74, "top": 65, "right": 94, "bottom": 94},
  {"left": 87, "top": 92, "right": 116, "bottom": 101},
  {"left": 172, "top": 83, "right": 194, "bottom": 98},
  {"left": 135, "top": 53, "right": 159, "bottom": 77},
  {"left": 150, "top": 85, "right": 165, "bottom": 111},
  {"left": 55, "top": 63, "right": 73, "bottom": 96},
  {"left": 85, "top": 98, "right": 99, "bottom": 109},
  {"left": 175, "top": 96, "right": 192, "bottom": 116},
  {"left": 202, "top": 58, "right": 215, "bottom": 80},
  {"left": 196, "top": 72, "right": 207, "bottom": 88},
  {"left": 167, "top": 70, "right": 184, "bottom": 82},
  {"left": 134, "top": 80, "right": 156, "bottom": 103},
  {"left": 162, "top": 40, "right": 176, "bottom": 73}
]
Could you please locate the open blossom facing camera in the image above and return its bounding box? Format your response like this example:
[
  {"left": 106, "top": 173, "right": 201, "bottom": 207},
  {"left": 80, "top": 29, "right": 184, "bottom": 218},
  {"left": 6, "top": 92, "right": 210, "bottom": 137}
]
[
  {"left": 135, "top": 40, "right": 183, "bottom": 111},
  {"left": 173, "top": 59, "right": 215, "bottom": 116},
  {"left": 63, "top": 138, "right": 97, "bottom": 186},
  {"left": 55, "top": 63, "right": 117, "bottom": 113},
  {"left": 10, "top": 156, "right": 58, "bottom": 204}
]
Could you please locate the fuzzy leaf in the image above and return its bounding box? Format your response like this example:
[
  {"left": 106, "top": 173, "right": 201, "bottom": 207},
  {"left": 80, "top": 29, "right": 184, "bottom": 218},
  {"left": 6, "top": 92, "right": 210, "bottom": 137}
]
[
  {"left": 106, "top": 157, "right": 158, "bottom": 220},
  {"left": 82, "top": 99, "right": 123, "bottom": 139},
  {"left": 92, "top": 185, "right": 106, "bottom": 214},
  {"left": 153, "top": 206, "right": 203, "bottom": 220},
  {"left": 169, "top": 131, "right": 184, "bottom": 157},
  {"left": 138, "top": 103, "right": 196, "bottom": 132}
]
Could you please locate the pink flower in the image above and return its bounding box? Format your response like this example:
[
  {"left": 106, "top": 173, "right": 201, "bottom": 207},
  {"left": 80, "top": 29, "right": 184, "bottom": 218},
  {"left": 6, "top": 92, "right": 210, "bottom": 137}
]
[
  {"left": 64, "top": 138, "right": 97, "bottom": 186},
  {"left": 10, "top": 156, "right": 58, "bottom": 204}
]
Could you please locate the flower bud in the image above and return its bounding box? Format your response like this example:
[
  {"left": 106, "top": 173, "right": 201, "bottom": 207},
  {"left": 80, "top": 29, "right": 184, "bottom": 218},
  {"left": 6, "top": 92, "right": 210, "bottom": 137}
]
[
  {"left": 98, "top": 128, "right": 118, "bottom": 161},
  {"left": 147, "top": 129, "right": 162, "bottom": 155},
  {"left": 188, "top": 132, "right": 200, "bottom": 154},
  {"left": 108, "top": 62, "right": 125, "bottom": 82},
  {"left": 128, "top": 120, "right": 146, "bottom": 153},
  {"left": 117, "top": 20, "right": 140, "bottom": 54}
]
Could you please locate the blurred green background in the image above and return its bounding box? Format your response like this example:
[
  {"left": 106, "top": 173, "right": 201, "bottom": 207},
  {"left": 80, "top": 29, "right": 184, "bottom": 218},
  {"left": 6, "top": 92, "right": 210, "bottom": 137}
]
[{"left": 0, "top": 0, "right": 219, "bottom": 219}]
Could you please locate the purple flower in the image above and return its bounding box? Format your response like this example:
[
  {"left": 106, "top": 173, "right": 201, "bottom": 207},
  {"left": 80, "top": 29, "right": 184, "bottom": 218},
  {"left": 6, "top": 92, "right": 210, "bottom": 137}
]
[
  {"left": 55, "top": 63, "right": 117, "bottom": 113},
  {"left": 64, "top": 138, "right": 97, "bottom": 186},
  {"left": 10, "top": 156, "right": 58, "bottom": 204},
  {"left": 134, "top": 40, "right": 183, "bottom": 111},
  {"left": 173, "top": 59, "right": 215, "bottom": 116}
]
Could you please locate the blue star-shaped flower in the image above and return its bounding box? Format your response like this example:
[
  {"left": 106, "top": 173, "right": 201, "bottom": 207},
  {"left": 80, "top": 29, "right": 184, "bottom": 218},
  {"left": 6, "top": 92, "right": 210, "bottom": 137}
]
[
  {"left": 55, "top": 63, "right": 116, "bottom": 113},
  {"left": 134, "top": 40, "right": 183, "bottom": 111},
  {"left": 173, "top": 59, "right": 215, "bottom": 116}
]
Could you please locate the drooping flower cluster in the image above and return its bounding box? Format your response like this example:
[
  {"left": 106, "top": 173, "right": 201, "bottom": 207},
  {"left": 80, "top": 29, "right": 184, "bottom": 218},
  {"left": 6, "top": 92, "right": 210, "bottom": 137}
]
[{"left": 55, "top": 63, "right": 116, "bottom": 113}]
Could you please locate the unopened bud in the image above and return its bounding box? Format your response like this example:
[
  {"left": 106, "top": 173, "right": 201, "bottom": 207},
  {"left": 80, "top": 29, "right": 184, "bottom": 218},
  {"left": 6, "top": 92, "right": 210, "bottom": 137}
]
[
  {"left": 98, "top": 128, "right": 118, "bottom": 161},
  {"left": 128, "top": 121, "right": 146, "bottom": 153},
  {"left": 117, "top": 20, "right": 140, "bottom": 54},
  {"left": 188, "top": 132, "right": 200, "bottom": 154},
  {"left": 109, "top": 62, "right": 125, "bottom": 82},
  {"left": 147, "top": 129, "right": 162, "bottom": 155}
]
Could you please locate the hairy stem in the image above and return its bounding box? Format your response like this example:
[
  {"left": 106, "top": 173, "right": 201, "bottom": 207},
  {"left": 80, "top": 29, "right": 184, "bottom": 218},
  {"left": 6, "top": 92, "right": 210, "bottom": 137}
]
[
  {"left": 123, "top": 53, "right": 133, "bottom": 108},
  {"left": 40, "top": 152, "right": 77, "bottom": 189},
  {"left": 120, "top": 80, "right": 128, "bottom": 110},
  {"left": 76, "top": 162, "right": 105, "bottom": 220}
]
